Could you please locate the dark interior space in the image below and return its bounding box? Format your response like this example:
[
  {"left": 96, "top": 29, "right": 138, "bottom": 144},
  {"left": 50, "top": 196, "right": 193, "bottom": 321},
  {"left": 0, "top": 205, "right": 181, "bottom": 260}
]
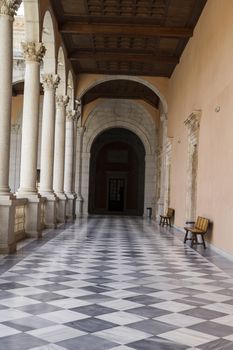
[{"left": 88, "top": 128, "right": 145, "bottom": 215}]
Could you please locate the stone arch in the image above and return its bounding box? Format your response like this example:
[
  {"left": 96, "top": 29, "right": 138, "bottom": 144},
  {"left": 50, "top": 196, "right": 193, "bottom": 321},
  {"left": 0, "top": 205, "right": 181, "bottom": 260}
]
[
  {"left": 79, "top": 75, "right": 168, "bottom": 114},
  {"left": 56, "top": 46, "right": 66, "bottom": 95},
  {"left": 76, "top": 99, "right": 157, "bottom": 216},
  {"left": 42, "top": 10, "right": 56, "bottom": 73}
]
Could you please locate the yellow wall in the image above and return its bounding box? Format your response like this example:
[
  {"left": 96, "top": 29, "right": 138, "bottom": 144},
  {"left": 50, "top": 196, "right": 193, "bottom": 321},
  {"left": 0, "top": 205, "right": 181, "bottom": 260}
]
[{"left": 168, "top": 0, "right": 233, "bottom": 254}]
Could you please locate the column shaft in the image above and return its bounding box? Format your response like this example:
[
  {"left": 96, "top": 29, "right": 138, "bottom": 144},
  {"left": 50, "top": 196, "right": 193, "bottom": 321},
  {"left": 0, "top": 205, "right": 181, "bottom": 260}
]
[
  {"left": 17, "top": 42, "right": 46, "bottom": 237},
  {"left": 0, "top": 1, "right": 20, "bottom": 253},
  {"left": 54, "top": 95, "right": 69, "bottom": 223},
  {"left": 40, "top": 74, "right": 59, "bottom": 194},
  {"left": 0, "top": 9, "right": 14, "bottom": 195},
  {"left": 64, "top": 110, "right": 76, "bottom": 194},
  {"left": 64, "top": 110, "right": 77, "bottom": 221},
  {"left": 19, "top": 42, "right": 46, "bottom": 194},
  {"left": 53, "top": 95, "right": 69, "bottom": 194}
]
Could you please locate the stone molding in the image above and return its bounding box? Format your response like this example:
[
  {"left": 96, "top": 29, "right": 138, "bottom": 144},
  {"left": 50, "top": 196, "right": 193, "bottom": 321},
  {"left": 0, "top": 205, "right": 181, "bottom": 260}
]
[
  {"left": 184, "top": 110, "right": 201, "bottom": 221},
  {"left": 21, "top": 42, "right": 46, "bottom": 63},
  {"left": 66, "top": 110, "right": 76, "bottom": 121},
  {"left": 184, "top": 110, "right": 201, "bottom": 145},
  {"left": 42, "top": 74, "right": 60, "bottom": 92},
  {"left": 77, "top": 126, "right": 86, "bottom": 136},
  {"left": 0, "top": 0, "right": 20, "bottom": 19},
  {"left": 11, "top": 122, "right": 20, "bottom": 134},
  {"left": 160, "top": 113, "right": 168, "bottom": 122},
  {"left": 56, "top": 95, "right": 69, "bottom": 109}
]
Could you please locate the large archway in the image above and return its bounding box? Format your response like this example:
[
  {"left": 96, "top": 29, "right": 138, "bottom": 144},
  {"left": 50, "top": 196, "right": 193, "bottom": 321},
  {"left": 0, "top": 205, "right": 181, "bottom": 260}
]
[
  {"left": 89, "top": 128, "right": 145, "bottom": 216},
  {"left": 75, "top": 99, "right": 156, "bottom": 217}
]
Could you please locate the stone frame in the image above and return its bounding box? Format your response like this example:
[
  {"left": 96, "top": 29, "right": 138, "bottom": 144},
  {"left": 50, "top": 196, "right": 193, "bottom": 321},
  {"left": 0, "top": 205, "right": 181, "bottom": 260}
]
[
  {"left": 75, "top": 99, "right": 157, "bottom": 217},
  {"left": 184, "top": 110, "right": 201, "bottom": 222}
]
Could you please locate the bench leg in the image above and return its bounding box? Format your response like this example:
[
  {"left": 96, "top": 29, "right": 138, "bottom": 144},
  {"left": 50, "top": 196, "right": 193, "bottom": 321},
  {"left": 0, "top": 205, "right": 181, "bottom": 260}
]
[
  {"left": 169, "top": 218, "right": 171, "bottom": 227},
  {"left": 191, "top": 233, "right": 196, "bottom": 248},
  {"left": 184, "top": 230, "right": 189, "bottom": 243},
  {"left": 201, "top": 234, "right": 206, "bottom": 249}
]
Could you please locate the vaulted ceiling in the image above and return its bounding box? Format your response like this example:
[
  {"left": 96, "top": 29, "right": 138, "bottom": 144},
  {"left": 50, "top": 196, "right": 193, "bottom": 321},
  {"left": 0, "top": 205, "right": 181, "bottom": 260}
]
[{"left": 51, "top": 0, "right": 207, "bottom": 77}]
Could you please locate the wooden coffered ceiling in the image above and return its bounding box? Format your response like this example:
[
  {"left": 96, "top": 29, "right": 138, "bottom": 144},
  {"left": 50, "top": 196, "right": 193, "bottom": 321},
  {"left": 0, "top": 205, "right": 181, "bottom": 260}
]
[{"left": 51, "top": 0, "right": 207, "bottom": 77}]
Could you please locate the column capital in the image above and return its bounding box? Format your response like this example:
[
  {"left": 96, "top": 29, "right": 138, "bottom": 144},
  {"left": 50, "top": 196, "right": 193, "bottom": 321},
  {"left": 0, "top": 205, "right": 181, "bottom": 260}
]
[
  {"left": 21, "top": 42, "right": 46, "bottom": 63},
  {"left": 66, "top": 110, "right": 76, "bottom": 121},
  {"left": 42, "top": 74, "right": 60, "bottom": 92},
  {"left": 56, "top": 95, "right": 69, "bottom": 108},
  {"left": 0, "top": 0, "right": 20, "bottom": 19}
]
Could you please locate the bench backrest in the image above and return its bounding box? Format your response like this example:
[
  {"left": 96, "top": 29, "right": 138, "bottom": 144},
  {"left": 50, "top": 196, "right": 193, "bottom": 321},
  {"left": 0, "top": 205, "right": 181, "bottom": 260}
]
[
  {"left": 195, "top": 216, "right": 209, "bottom": 232},
  {"left": 166, "top": 208, "right": 174, "bottom": 218}
]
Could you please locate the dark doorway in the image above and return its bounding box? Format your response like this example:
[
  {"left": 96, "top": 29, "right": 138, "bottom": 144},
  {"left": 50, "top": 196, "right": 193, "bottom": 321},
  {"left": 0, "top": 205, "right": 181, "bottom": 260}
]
[
  {"left": 88, "top": 128, "right": 145, "bottom": 216},
  {"left": 108, "top": 178, "right": 125, "bottom": 211}
]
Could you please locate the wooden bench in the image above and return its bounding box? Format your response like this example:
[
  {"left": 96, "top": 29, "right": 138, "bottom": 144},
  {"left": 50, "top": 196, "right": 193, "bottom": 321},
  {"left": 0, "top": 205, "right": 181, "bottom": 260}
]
[
  {"left": 159, "top": 208, "right": 174, "bottom": 227},
  {"left": 184, "top": 216, "right": 209, "bottom": 249}
]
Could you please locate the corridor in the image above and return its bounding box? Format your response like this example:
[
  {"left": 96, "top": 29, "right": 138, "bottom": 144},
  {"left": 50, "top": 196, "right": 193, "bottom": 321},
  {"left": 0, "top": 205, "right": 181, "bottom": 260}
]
[{"left": 0, "top": 217, "right": 233, "bottom": 349}]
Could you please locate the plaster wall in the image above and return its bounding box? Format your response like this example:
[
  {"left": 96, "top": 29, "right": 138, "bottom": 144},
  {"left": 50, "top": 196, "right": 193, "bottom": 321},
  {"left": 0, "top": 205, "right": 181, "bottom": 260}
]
[{"left": 168, "top": 0, "right": 233, "bottom": 255}]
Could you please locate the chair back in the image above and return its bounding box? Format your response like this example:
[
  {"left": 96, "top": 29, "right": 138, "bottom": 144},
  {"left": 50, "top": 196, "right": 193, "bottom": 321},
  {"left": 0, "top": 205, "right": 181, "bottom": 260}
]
[
  {"left": 195, "top": 216, "right": 209, "bottom": 232},
  {"left": 166, "top": 208, "right": 174, "bottom": 218}
]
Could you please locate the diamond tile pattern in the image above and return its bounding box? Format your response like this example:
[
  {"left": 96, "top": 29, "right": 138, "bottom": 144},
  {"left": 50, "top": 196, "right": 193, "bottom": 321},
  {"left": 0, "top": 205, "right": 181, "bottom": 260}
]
[{"left": 0, "top": 217, "right": 233, "bottom": 349}]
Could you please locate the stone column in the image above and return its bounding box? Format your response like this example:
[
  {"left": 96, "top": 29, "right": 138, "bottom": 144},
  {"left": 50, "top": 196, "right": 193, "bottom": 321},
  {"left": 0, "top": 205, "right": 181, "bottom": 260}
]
[
  {"left": 0, "top": 0, "right": 20, "bottom": 253},
  {"left": 53, "top": 95, "right": 69, "bottom": 222},
  {"left": 75, "top": 126, "right": 85, "bottom": 217},
  {"left": 40, "top": 74, "right": 60, "bottom": 228},
  {"left": 184, "top": 110, "right": 201, "bottom": 221},
  {"left": 17, "top": 41, "right": 46, "bottom": 238},
  {"left": 64, "top": 110, "right": 78, "bottom": 221}
]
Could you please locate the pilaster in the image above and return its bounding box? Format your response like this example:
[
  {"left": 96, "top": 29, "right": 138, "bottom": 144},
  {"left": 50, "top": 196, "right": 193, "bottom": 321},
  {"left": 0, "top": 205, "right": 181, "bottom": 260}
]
[
  {"left": 75, "top": 125, "right": 85, "bottom": 217},
  {"left": 184, "top": 110, "right": 201, "bottom": 221}
]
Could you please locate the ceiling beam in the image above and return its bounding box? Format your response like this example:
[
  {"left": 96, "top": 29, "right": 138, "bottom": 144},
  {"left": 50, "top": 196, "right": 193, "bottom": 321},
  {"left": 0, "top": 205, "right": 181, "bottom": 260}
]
[
  {"left": 60, "top": 22, "right": 193, "bottom": 38},
  {"left": 69, "top": 51, "right": 179, "bottom": 65}
]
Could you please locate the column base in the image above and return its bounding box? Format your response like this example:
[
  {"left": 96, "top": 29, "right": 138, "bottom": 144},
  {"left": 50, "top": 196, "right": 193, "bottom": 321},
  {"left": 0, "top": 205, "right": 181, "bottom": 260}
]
[
  {"left": 65, "top": 193, "right": 77, "bottom": 221},
  {"left": 76, "top": 195, "right": 83, "bottom": 218},
  {"left": 55, "top": 193, "right": 67, "bottom": 223},
  {"left": 17, "top": 193, "right": 43, "bottom": 238},
  {"left": 40, "top": 192, "right": 58, "bottom": 229},
  {"left": 0, "top": 197, "right": 17, "bottom": 254}
]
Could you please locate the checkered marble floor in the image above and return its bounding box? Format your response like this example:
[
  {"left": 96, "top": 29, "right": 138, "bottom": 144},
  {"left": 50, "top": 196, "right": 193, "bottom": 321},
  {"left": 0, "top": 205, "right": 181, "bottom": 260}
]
[{"left": 0, "top": 217, "right": 233, "bottom": 349}]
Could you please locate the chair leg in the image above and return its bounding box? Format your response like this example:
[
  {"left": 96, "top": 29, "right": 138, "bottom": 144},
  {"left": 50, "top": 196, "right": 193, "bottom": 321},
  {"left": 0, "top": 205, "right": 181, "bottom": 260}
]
[
  {"left": 169, "top": 218, "right": 171, "bottom": 227},
  {"left": 159, "top": 217, "right": 162, "bottom": 225},
  {"left": 184, "top": 230, "right": 189, "bottom": 243},
  {"left": 191, "top": 234, "right": 195, "bottom": 247},
  {"left": 201, "top": 234, "right": 206, "bottom": 249}
]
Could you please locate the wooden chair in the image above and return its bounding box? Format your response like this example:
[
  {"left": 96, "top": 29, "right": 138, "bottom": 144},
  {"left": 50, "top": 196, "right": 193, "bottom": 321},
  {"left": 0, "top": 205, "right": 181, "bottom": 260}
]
[
  {"left": 184, "top": 216, "right": 209, "bottom": 249},
  {"left": 159, "top": 208, "right": 174, "bottom": 227}
]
